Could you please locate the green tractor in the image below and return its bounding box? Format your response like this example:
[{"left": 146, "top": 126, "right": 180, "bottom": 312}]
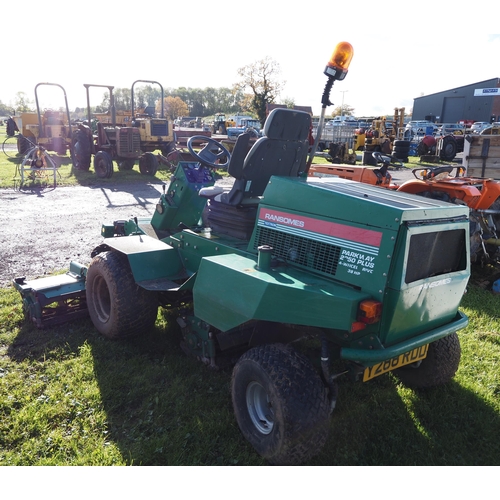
[{"left": 14, "top": 42, "right": 471, "bottom": 465}]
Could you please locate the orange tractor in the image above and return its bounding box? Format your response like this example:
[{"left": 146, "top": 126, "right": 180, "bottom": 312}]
[{"left": 309, "top": 152, "right": 500, "bottom": 264}]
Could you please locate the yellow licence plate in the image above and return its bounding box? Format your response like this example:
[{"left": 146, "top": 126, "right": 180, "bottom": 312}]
[{"left": 363, "top": 344, "right": 429, "bottom": 382}]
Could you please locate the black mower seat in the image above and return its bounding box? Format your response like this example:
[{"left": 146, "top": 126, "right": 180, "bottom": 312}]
[
  {"left": 205, "top": 108, "right": 311, "bottom": 239},
  {"left": 220, "top": 108, "right": 311, "bottom": 206}
]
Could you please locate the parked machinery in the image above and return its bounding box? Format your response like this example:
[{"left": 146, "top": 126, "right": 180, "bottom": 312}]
[
  {"left": 130, "top": 79, "right": 175, "bottom": 158},
  {"left": 15, "top": 83, "right": 74, "bottom": 156},
  {"left": 71, "top": 84, "right": 156, "bottom": 178},
  {"left": 211, "top": 113, "right": 235, "bottom": 134},
  {"left": 352, "top": 108, "right": 409, "bottom": 165}
]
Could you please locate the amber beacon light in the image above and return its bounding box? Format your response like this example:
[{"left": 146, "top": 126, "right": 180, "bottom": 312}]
[
  {"left": 305, "top": 41, "right": 354, "bottom": 172},
  {"left": 324, "top": 42, "right": 354, "bottom": 81}
]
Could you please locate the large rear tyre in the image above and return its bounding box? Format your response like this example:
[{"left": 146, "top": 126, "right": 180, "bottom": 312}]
[
  {"left": 86, "top": 251, "right": 158, "bottom": 339},
  {"left": 417, "top": 141, "right": 430, "bottom": 156},
  {"left": 71, "top": 130, "right": 91, "bottom": 171},
  {"left": 439, "top": 135, "right": 458, "bottom": 162},
  {"left": 231, "top": 343, "right": 330, "bottom": 465},
  {"left": 393, "top": 333, "right": 461, "bottom": 389},
  {"left": 94, "top": 151, "right": 114, "bottom": 178},
  {"left": 17, "top": 135, "right": 34, "bottom": 155},
  {"left": 139, "top": 152, "right": 158, "bottom": 176}
]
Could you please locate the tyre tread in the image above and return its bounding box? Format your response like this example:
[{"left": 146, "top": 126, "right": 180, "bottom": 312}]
[
  {"left": 394, "top": 333, "right": 461, "bottom": 389},
  {"left": 86, "top": 251, "right": 157, "bottom": 339},
  {"left": 232, "top": 343, "right": 330, "bottom": 465}
]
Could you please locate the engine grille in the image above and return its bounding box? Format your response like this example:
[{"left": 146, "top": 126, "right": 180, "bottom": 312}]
[
  {"left": 118, "top": 128, "right": 141, "bottom": 155},
  {"left": 151, "top": 120, "right": 169, "bottom": 136},
  {"left": 254, "top": 226, "right": 341, "bottom": 276}
]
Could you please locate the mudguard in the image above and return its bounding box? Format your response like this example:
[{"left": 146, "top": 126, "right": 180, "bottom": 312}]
[{"left": 99, "top": 235, "right": 187, "bottom": 289}]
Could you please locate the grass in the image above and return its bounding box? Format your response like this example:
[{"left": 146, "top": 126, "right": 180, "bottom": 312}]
[{"left": 1, "top": 277, "right": 500, "bottom": 466}]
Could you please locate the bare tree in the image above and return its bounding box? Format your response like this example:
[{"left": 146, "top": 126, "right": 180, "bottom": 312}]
[{"left": 236, "top": 57, "right": 285, "bottom": 124}]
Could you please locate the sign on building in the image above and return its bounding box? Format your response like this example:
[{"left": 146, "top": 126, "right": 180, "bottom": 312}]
[{"left": 474, "top": 88, "right": 500, "bottom": 96}]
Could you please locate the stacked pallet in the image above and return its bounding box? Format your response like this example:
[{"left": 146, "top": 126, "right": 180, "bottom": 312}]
[{"left": 463, "top": 134, "right": 500, "bottom": 178}]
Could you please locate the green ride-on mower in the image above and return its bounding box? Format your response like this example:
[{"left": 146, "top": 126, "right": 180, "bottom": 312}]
[{"left": 14, "top": 42, "right": 471, "bottom": 465}]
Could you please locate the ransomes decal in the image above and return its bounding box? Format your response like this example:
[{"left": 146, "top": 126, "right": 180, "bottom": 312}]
[{"left": 258, "top": 208, "right": 382, "bottom": 256}]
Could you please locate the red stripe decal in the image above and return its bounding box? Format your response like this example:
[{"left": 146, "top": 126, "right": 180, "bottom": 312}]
[{"left": 259, "top": 208, "right": 382, "bottom": 247}]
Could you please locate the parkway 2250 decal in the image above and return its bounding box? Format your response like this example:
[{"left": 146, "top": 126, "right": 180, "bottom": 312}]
[{"left": 258, "top": 208, "right": 383, "bottom": 276}]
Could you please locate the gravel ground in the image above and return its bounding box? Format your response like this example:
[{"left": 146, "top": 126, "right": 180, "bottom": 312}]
[{"left": 0, "top": 181, "right": 165, "bottom": 288}]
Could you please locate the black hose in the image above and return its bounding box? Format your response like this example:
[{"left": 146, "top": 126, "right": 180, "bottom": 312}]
[{"left": 320, "top": 335, "right": 338, "bottom": 413}]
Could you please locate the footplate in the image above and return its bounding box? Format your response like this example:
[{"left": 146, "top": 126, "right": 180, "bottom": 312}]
[{"left": 13, "top": 262, "right": 88, "bottom": 328}]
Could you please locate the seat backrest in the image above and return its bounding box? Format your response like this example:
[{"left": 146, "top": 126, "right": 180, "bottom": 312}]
[
  {"left": 221, "top": 108, "right": 311, "bottom": 206},
  {"left": 226, "top": 132, "right": 251, "bottom": 179}
]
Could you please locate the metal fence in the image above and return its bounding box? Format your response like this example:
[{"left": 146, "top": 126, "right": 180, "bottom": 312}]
[{"left": 313, "top": 125, "right": 357, "bottom": 149}]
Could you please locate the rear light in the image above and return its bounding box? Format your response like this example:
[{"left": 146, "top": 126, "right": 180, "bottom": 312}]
[{"left": 358, "top": 299, "right": 382, "bottom": 324}]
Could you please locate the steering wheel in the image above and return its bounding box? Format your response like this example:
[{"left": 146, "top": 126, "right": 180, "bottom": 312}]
[
  {"left": 187, "top": 136, "right": 231, "bottom": 169},
  {"left": 412, "top": 166, "right": 454, "bottom": 180},
  {"left": 372, "top": 151, "right": 404, "bottom": 170},
  {"left": 372, "top": 152, "right": 390, "bottom": 165}
]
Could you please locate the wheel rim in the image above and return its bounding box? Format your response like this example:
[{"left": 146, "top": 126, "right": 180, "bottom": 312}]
[
  {"left": 246, "top": 381, "right": 274, "bottom": 435},
  {"left": 93, "top": 275, "right": 111, "bottom": 324}
]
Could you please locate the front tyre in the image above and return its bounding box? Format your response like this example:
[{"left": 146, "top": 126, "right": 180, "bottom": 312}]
[
  {"left": 94, "top": 151, "right": 114, "bottom": 179},
  {"left": 231, "top": 343, "right": 330, "bottom": 465},
  {"left": 139, "top": 152, "right": 158, "bottom": 176},
  {"left": 394, "top": 333, "right": 461, "bottom": 389},
  {"left": 86, "top": 251, "right": 158, "bottom": 339}
]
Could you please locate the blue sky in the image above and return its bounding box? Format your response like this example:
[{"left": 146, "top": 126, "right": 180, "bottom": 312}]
[{"left": 2, "top": 2, "right": 498, "bottom": 119}]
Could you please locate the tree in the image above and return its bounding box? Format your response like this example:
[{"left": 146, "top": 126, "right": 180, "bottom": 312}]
[
  {"left": 331, "top": 104, "right": 355, "bottom": 118},
  {"left": 236, "top": 57, "right": 285, "bottom": 124},
  {"left": 134, "top": 85, "right": 162, "bottom": 111},
  {"left": 235, "top": 92, "right": 254, "bottom": 115},
  {"left": 14, "top": 92, "right": 34, "bottom": 113},
  {"left": 0, "top": 100, "right": 13, "bottom": 117},
  {"left": 161, "top": 96, "right": 189, "bottom": 120},
  {"left": 112, "top": 88, "right": 131, "bottom": 112}
]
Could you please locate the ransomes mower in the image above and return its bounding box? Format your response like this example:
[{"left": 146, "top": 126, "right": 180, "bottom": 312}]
[{"left": 14, "top": 42, "right": 471, "bottom": 465}]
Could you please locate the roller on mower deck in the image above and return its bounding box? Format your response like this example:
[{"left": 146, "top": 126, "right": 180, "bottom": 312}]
[{"left": 13, "top": 42, "right": 471, "bottom": 465}]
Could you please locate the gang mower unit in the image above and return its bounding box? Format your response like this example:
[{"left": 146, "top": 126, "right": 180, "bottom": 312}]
[{"left": 14, "top": 42, "right": 471, "bottom": 465}]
